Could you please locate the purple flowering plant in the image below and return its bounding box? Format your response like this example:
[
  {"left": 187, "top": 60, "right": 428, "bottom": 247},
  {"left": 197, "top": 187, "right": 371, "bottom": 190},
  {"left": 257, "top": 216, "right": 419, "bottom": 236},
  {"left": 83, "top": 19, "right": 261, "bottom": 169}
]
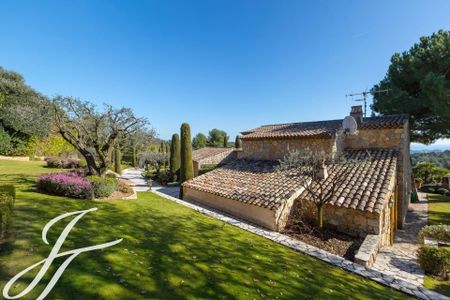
[{"left": 37, "top": 172, "right": 93, "bottom": 199}]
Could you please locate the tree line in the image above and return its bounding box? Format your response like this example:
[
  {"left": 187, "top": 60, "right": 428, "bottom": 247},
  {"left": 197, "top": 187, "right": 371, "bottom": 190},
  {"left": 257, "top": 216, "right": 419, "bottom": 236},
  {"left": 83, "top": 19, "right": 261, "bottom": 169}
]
[
  {"left": 192, "top": 129, "right": 242, "bottom": 150},
  {"left": 0, "top": 66, "right": 156, "bottom": 176}
]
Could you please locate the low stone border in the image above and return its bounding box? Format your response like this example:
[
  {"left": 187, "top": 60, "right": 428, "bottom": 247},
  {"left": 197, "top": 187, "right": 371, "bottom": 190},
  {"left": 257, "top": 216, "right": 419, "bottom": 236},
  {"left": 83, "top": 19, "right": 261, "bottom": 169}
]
[
  {"left": 0, "top": 155, "right": 30, "bottom": 161},
  {"left": 150, "top": 189, "right": 449, "bottom": 300},
  {"left": 355, "top": 234, "right": 382, "bottom": 267}
]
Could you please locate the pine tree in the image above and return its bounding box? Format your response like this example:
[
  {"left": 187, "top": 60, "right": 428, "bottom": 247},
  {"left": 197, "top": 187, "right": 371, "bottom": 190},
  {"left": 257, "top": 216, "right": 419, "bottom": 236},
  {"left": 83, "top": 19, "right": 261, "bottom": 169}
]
[
  {"left": 235, "top": 135, "right": 242, "bottom": 148},
  {"left": 179, "top": 123, "right": 194, "bottom": 198},
  {"left": 169, "top": 134, "right": 181, "bottom": 181}
]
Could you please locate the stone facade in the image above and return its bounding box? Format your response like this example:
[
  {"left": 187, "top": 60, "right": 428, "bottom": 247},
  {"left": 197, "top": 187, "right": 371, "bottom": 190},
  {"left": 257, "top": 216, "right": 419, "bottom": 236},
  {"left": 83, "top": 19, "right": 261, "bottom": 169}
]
[{"left": 240, "top": 137, "right": 333, "bottom": 160}]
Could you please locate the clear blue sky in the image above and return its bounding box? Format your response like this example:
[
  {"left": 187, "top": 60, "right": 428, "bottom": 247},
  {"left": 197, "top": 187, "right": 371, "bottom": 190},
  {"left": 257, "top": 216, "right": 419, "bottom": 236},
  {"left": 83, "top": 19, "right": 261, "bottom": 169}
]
[{"left": 1, "top": 0, "right": 449, "bottom": 146}]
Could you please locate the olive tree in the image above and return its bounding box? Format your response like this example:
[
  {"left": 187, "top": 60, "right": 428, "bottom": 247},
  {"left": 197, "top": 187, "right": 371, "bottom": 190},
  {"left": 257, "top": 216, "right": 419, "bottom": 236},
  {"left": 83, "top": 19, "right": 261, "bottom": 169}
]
[
  {"left": 278, "top": 149, "right": 365, "bottom": 229},
  {"left": 53, "top": 96, "right": 148, "bottom": 176}
]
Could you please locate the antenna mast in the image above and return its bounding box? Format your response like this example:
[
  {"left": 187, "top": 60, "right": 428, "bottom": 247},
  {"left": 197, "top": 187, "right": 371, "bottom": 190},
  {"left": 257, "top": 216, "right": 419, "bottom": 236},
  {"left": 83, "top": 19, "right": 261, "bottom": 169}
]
[{"left": 346, "top": 88, "right": 391, "bottom": 117}]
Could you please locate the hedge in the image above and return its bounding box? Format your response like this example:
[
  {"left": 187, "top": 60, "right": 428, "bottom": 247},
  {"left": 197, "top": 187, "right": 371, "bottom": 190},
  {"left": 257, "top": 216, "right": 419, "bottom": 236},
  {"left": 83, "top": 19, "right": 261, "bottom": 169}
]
[
  {"left": 417, "top": 246, "right": 450, "bottom": 278},
  {"left": 418, "top": 225, "right": 450, "bottom": 246},
  {"left": 86, "top": 176, "right": 118, "bottom": 198}
]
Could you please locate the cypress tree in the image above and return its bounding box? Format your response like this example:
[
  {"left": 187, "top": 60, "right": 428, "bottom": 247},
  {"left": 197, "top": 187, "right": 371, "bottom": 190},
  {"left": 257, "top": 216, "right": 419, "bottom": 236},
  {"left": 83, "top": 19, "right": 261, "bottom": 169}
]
[
  {"left": 223, "top": 135, "right": 228, "bottom": 147},
  {"left": 235, "top": 135, "right": 242, "bottom": 148},
  {"left": 114, "top": 143, "right": 121, "bottom": 174},
  {"left": 179, "top": 123, "right": 194, "bottom": 198},
  {"left": 169, "top": 133, "right": 181, "bottom": 181}
]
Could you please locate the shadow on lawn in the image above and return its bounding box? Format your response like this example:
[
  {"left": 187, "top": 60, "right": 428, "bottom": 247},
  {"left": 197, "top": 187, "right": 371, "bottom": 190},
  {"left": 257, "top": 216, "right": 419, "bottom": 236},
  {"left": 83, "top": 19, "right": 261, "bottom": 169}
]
[{"left": 0, "top": 163, "right": 410, "bottom": 299}]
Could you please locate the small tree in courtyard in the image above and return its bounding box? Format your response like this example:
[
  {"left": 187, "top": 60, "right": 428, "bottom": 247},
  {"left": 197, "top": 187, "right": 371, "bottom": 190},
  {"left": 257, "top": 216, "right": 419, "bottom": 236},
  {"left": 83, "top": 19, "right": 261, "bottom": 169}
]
[
  {"left": 170, "top": 133, "right": 181, "bottom": 181},
  {"left": 179, "top": 123, "right": 194, "bottom": 198},
  {"left": 278, "top": 149, "right": 365, "bottom": 229}
]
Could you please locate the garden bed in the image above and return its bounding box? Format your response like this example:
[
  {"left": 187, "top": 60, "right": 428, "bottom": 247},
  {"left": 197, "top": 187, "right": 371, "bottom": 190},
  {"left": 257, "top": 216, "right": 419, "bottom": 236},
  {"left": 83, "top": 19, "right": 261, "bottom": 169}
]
[{"left": 283, "top": 224, "right": 363, "bottom": 260}]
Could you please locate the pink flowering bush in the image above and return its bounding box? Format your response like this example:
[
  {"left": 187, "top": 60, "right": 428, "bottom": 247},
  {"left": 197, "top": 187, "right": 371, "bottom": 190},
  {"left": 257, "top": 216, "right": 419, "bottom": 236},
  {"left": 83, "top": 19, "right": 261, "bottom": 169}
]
[{"left": 37, "top": 172, "right": 93, "bottom": 199}]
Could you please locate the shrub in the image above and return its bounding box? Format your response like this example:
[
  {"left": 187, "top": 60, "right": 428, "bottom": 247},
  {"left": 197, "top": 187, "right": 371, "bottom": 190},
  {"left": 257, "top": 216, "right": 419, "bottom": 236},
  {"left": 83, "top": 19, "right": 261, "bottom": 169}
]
[
  {"left": 417, "top": 246, "right": 450, "bottom": 279},
  {"left": 45, "top": 157, "right": 82, "bottom": 169},
  {"left": 117, "top": 180, "right": 133, "bottom": 194},
  {"left": 78, "top": 159, "right": 87, "bottom": 168},
  {"left": 62, "top": 158, "right": 79, "bottom": 169},
  {"left": 37, "top": 172, "right": 93, "bottom": 199},
  {"left": 419, "top": 225, "right": 450, "bottom": 246},
  {"left": 0, "top": 185, "right": 16, "bottom": 238},
  {"left": 437, "top": 188, "right": 450, "bottom": 195},
  {"left": 46, "top": 157, "right": 63, "bottom": 168},
  {"left": 86, "top": 176, "right": 118, "bottom": 198},
  {"left": 420, "top": 184, "right": 444, "bottom": 194}
]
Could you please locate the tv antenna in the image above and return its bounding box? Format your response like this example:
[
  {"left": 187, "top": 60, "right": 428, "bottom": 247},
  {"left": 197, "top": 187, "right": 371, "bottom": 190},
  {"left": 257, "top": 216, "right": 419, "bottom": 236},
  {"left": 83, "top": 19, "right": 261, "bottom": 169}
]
[{"left": 346, "top": 88, "right": 391, "bottom": 117}]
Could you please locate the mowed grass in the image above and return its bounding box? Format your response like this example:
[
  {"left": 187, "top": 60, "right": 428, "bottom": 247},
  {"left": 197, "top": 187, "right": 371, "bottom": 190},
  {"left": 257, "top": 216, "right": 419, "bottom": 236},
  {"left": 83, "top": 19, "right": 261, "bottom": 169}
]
[
  {"left": 0, "top": 160, "right": 411, "bottom": 299},
  {"left": 424, "top": 193, "right": 450, "bottom": 296}
]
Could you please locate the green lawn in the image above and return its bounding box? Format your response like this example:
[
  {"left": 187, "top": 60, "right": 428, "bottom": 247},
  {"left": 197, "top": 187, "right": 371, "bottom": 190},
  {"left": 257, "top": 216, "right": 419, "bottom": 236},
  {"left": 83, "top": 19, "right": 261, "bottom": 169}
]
[
  {"left": 0, "top": 160, "right": 411, "bottom": 299},
  {"left": 424, "top": 193, "right": 450, "bottom": 296}
]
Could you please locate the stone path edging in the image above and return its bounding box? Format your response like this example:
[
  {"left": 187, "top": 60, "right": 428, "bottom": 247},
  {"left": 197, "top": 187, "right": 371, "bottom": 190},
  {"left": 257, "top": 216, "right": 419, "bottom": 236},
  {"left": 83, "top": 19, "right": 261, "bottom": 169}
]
[{"left": 150, "top": 189, "right": 448, "bottom": 300}]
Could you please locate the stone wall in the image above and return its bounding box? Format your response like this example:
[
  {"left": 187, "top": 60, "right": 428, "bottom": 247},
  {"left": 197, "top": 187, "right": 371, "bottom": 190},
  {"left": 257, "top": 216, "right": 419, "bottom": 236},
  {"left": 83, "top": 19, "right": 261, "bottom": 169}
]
[
  {"left": 297, "top": 192, "right": 394, "bottom": 243},
  {"left": 183, "top": 186, "right": 278, "bottom": 230},
  {"left": 241, "top": 138, "right": 333, "bottom": 161},
  {"left": 0, "top": 155, "right": 30, "bottom": 161}
]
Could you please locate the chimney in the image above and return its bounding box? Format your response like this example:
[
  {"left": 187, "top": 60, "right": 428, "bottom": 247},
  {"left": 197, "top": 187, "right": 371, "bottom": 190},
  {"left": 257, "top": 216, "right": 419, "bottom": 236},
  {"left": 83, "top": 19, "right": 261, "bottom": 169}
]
[
  {"left": 317, "top": 163, "right": 328, "bottom": 180},
  {"left": 350, "top": 105, "right": 363, "bottom": 125}
]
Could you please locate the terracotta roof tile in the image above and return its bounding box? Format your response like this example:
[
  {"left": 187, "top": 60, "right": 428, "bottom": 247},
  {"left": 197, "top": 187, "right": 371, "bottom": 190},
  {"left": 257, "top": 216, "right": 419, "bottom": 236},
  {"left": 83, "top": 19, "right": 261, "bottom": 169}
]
[
  {"left": 241, "top": 115, "right": 408, "bottom": 140},
  {"left": 301, "top": 149, "right": 398, "bottom": 213},
  {"left": 192, "top": 147, "right": 233, "bottom": 162},
  {"left": 183, "top": 160, "right": 309, "bottom": 210},
  {"left": 183, "top": 149, "right": 398, "bottom": 214}
]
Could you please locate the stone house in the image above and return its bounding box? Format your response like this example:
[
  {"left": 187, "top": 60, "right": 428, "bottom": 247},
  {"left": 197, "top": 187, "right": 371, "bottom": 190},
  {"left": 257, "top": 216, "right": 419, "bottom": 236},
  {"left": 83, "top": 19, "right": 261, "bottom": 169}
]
[
  {"left": 182, "top": 106, "right": 411, "bottom": 256},
  {"left": 192, "top": 147, "right": 236, "bottom": 176}
]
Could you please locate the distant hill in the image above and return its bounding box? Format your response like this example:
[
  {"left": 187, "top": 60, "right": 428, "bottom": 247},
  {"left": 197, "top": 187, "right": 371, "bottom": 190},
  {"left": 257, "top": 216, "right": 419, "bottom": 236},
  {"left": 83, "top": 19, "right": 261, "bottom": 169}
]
[{"left": 411, "top": 150, "right": 450, "bottom": 169}]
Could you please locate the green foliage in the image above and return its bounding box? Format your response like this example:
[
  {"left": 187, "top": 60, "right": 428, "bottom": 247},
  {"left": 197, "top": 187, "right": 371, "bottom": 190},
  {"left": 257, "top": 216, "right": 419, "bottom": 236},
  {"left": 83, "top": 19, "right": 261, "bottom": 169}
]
[
  {"left": 86, "top": 176, "right": 118, "bottom": 198},
  {"left": 412, "top": 151, "right": 450, "bottom": 169},
  {"left": 0, "top": 126, "right": 36, "bottom": 156},
  {"left": 413, "top": 162, "right": 448, "bottom": 184},
  {"left": 169, "top": 133, "right": 181, "bottom": 181},
  {"left": 139, "top": 152, "right": 167, "bottom": 173},
  {"left": 114, "top": 144, "right": 122, "bottom": 174},
  {"left": 180, "top": 123, "right": 194, "bottom": 185},
  {"left": 372, "top": 30, "right": 450, "bottom": 144},
  {"left": 419, "top": 225, "right": 450, "bottom": 246},
  {"left": 207, "top": 128, "right": 228, "bottom": 147},
  {"left": 192, "top": 133, "right": 207, "bottom": 149},
  {"left": 235, "top": 135, "right": 242, "bottom": 148},
  {"left": 0, "top": 185, "right": 15, "bottom": 238},
  {"left": 418, "top": 246, "right": 450, "bottom": 278},
  {"left": 35, "top": 134, "right": 75, "bottom": 156},
  {"left": 0, "top": 67, "right": 51, "bottom": 139},
  {"left": 223, "top": 135, "right": 229, "bottom": 147},
  {"left": 117, "top": 180, "right": 133, "bottom": 194}
]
